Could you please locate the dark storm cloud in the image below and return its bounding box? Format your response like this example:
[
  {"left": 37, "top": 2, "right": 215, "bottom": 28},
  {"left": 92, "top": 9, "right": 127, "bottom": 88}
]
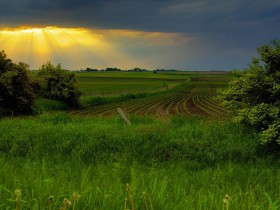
[
  {"left": 0, "top": 0, "right": 279, "bottom": 70},
  {"left": 1, "top": 0, "right": 279, "bottom": 33}
]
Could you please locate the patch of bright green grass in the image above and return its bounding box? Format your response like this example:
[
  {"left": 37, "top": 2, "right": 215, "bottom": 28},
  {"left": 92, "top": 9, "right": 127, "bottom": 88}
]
[
  {"left": 0, "top": 113, "right": 259, "bottom": 164},
  {"left": 1, "top": 113, "right": 277, "bottom": 209},
  {"left": 75, "top": 71, "right": 190, "bottom": 96}
]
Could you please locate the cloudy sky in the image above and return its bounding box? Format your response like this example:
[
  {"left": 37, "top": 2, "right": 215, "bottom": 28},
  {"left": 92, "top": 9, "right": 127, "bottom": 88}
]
[{"left": 0, "top": 0, "right": 279, "bottom": 70}]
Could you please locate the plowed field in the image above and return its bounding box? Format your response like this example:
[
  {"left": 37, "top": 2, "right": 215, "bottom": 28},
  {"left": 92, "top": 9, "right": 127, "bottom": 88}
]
[{"left": 70, "top": 76, "right": 230, "bottom": 118}]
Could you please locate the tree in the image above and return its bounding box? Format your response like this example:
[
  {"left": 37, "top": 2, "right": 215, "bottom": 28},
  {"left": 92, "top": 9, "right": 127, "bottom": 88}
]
[
  {"left": 0, "top": 51, "right": 34, "bottom": 114},
  {"left": 37, "top": 62, "right": 81, "bottom": 107},
  {"left": 218, "top": 40, "right": 280, "bottom": 146}
]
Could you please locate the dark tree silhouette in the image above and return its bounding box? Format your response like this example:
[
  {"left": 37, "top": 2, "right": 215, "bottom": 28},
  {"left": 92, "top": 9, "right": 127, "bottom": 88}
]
[{"left": 0, "top": 51, "right": 35, "bottom": 115}]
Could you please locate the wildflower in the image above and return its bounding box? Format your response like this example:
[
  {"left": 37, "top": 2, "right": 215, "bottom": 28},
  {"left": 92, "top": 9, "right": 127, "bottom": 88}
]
[
  {"left": 63, "top": 198, "right": 72, "bottom": 207},
  {"left": 15, "top": 189, "right": 21, "bottom": 210},
  {"left": 48, "top": 195, "right": 54, "bottom": 201},
  {"left": 73, "top": 192, "right": 79, "bottom": 202},
  {"left": 15, "top": 189, "right": 21, "bottom": 201},
  {"left": 223, "top": 194, "right": 229, "bottom": 210},
  {"left": 223, "top": 194, "right": 229, "bottom": 203}
]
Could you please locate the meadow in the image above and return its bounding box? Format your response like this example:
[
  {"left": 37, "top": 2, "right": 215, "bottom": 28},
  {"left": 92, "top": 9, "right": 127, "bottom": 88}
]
[
  {"left": 76, "top": 71, "right": 232, "bottom": 115},
  {"left": 75, "top": 71, "right": 189, "bottom": 96},
  {"left": 75, "top": 71, "right": 232, "bottom": 96},
  {"left": 1, "top": 71, "right": 279, "bottom": 209}
]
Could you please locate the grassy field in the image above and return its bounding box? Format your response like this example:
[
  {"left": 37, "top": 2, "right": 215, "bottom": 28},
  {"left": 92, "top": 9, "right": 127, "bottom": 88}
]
[
  {"left": 75, "top": 72, "right": 186, "bottom": 96},
  {"left": 75, "top": 71, "right": 232, "bottom": 96},
  {"left": 1, "top": 71, "right": 279, "bottom": 209},
  {"left": 75, "top": 71, "right": 232, "bottom": 117},
  {"left": 0, "top": 113, "right": 279, "bottom": 209}
]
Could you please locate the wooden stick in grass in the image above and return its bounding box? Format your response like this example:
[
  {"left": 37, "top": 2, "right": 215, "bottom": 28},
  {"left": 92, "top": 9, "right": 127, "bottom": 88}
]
[{"left": 117, "top": 108, "right": 131, "bottom": 125}]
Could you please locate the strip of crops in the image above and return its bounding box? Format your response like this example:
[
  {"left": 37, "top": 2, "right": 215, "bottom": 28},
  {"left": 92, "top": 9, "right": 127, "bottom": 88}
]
[{"left": 70, "top": 77, "right": 230, "bottom": 118}]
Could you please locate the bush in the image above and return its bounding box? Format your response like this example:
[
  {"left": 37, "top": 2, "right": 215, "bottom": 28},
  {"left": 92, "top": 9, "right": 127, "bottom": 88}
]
[
  {"left": 218, "top": 40, "right": 280, "bottom": 146},
  {"left": 0, "top": 51, "right": 34, "bottom": 114},
  {"left": 37, "top": 62, "right": 81, "bottom": 107}
]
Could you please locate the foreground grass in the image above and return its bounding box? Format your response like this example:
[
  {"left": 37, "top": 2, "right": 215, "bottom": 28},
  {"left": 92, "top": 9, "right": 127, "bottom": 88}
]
[
  {"left": 1, "top": 160, "right": 280, "bottom": 209},
  {"left": 0, "top": 113, "right": 258, "bottom": 164},
  {"left": 0, "top": 113, "right": 279, "bottom": 209}
]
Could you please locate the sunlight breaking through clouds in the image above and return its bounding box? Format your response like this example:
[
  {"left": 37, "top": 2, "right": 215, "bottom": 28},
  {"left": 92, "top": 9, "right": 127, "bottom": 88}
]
[
  {"left": 0, "top": 26, "right": 191, "bottom": 70},
  {"left": 0, "top": 27, "right": 107, "bottom": 68}
]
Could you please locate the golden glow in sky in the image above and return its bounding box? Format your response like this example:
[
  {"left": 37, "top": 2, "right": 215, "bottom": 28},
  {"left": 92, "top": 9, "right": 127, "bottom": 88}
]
[
  {"left": 0, "top": 26, "right": 190, "bottom": 69},
  {"left": 0, "top": 26, "right": 108, "bottom": 68}
]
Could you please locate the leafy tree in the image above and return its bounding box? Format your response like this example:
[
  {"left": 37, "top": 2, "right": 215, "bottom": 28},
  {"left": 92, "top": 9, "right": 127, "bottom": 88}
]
[
  {"left": 218, "top": 40, "right": 280, "bottom": 146},
  {"left": 37, "top": 62, "right": 81, "bottom": 107},
  {"left": 0, "top": 51, "right": 34, "bottom": 114}
]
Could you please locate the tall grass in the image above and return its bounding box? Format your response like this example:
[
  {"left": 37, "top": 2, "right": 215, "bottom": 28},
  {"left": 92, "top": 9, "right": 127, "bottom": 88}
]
[
  {"left": 0, "top": 113, "right": 259, "bottom": 165},
  {"left": 0, "top": 113, "right": 279, "bottom": 209},
  {"left": 33, "top": 98, "right": 69, "bottom": 113},
  {"left": 1, "top": 159, "right": 280, "bottom": 209}
]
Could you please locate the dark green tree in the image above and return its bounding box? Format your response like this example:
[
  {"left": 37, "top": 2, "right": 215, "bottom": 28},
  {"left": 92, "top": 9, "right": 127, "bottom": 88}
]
[
  {"left": 218, "top": 40, "right": 280, "bottom": 145},
  {"left": 37, "top": 61, "right": 81, "bottom": 107},
  {"left": 0, "top": 51, "right": 35, "bottom": 114},
  {"left": 0, "top": 51, "right": 34, "bottom": 114}
]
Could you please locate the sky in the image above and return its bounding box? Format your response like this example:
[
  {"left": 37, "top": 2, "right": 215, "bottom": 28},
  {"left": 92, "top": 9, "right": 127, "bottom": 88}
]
[{"left": 0, "top": 0, "right": 279, "bottom": 70}]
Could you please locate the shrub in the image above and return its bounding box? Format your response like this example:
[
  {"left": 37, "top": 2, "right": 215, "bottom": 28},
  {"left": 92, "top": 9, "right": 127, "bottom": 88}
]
[
  {"left": 0, "top": 51, "right": 34, "bottom": 115},
  {"left": 37, "top": 62, "right": 81, "bottom": 107},
  {"left": 218, "top": 40, "right": 280, "bottom": 146}
]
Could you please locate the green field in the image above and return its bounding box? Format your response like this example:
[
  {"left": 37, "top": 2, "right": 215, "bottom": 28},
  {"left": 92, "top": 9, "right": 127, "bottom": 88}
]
[
  {"left": 74, "top": 71, "right": 232, "bottom": 117},
  {"left": 0, "top": 114, "right": 279, "bottom": 209},
  {"left": 75, "top": 72, "right": 185, "bottom": 95},
  {"left": 1, "top": 71, "right": 279, "bottom": 209},
  {"left": 75, "top": 71, "right": 231, "bottom": 96}
]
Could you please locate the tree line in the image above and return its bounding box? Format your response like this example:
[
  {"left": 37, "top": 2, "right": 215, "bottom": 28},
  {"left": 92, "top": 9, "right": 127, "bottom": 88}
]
[{"left": 0, "top": 51, "right": 81, "bottom": 115}]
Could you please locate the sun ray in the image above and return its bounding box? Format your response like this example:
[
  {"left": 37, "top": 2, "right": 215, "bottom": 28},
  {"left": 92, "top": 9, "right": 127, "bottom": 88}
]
[
  {"left": 0, "top": 26, "right": 108, "bottom": 68},
  {"left": 0, "top": 26, "right": 190, "bottom": 69}
]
